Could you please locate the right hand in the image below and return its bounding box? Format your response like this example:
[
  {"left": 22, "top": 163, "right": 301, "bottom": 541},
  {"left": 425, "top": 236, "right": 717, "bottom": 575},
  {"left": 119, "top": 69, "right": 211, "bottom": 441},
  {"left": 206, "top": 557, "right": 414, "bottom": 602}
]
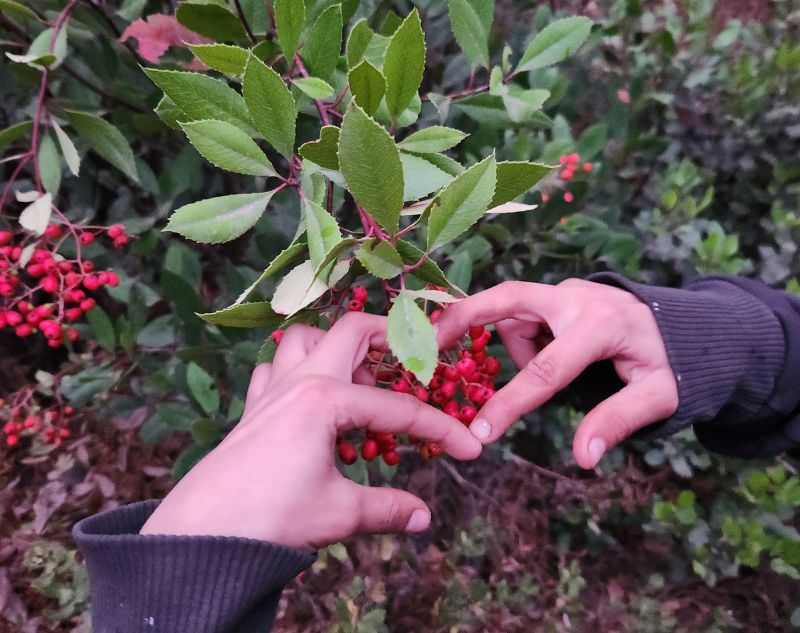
[{"left": 434, "top": 279, "right": 679, "bottom": 469}]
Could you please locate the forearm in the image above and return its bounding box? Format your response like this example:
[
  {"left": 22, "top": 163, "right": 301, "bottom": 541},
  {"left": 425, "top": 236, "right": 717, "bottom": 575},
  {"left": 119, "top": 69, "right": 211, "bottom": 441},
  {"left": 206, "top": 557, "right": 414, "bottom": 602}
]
[{"left": 73, "top": 501, "right": 314, "bottom": 633}]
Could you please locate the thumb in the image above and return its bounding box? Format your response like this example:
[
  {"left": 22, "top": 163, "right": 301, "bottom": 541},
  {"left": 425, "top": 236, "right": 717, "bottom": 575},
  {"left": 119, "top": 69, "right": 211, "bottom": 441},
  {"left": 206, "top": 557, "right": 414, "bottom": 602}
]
[
  {"left": 349, "top": 483, "right": 431, "bottom": 535},
  {"left": 572, "top": 371, "right": 678, "bottom": 469}
]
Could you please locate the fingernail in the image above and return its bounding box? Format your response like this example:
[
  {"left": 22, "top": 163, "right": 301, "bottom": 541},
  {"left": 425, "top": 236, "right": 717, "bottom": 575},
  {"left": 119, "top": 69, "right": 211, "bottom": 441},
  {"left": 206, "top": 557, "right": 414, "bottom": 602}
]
[
  {"left": 469, "top": 418, "right": 491, "bottom": 441},
  {"left": 588, "top": 437, "right": 606, "bottom": 467},
  {"left": 405, "top": 509, "right": 430, "bottom": 532}
]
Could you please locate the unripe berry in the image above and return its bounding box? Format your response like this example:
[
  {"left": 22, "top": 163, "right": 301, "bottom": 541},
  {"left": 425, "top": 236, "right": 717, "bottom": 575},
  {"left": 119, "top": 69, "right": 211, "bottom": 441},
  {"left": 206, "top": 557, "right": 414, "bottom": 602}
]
[
  {"left": 79, "top": 232, "right": 95, "bottom": 245},
  {"left": 351, "top": 285, "right": 368, "bottom": 303},
  {"left": 361, "top": 438, "right": 379, "bottom": 461},
  {"left": 348, "top": 299, "right": 364, "bottom": 312},
  {"left": 382, "top": 450, "right": 400, "bottom": 466},
  {"left": 391, "top": 378, "right": 410, "bottom": 393},
  {"left": 337, "top": 442, "right": 358, "bottom": 465}
]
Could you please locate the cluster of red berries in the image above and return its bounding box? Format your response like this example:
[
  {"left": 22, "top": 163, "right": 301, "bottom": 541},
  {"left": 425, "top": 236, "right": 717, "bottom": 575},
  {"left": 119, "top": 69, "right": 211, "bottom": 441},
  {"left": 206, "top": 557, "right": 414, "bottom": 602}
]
[
  {"left": 1, "top": 398, "right": 74, "bottom": 448},
  {"left": 541, "top": 153, "right": 593, "bottom": 205},
  {"left": 347, "top": 285, "right": 367, "bottom": 312},
  {"left": 0, "top": 224, "right": 127, "bottom": 347}
]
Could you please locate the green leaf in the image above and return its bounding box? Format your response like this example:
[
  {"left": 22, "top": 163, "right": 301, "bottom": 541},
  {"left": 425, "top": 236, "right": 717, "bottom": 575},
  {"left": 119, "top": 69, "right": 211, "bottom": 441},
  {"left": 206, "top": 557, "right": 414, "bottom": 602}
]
[
  {"left": 52, "top": 120, "right": 80, "bottom": 176},
  {"left": 387, "top": 291, "right": 438, "bottom": 385},
  {"left": 383, "top": 10, "right": 426, "bottom": 120},
  {"left": 188, "top": 43, "right": 249, "bottom": 74},
  {"left": 491, "top": 161, "right": 553, "bottom": 206},
  {"left": 356, "top": 239, "right": 404, "bottom": 279},
  {"left": 304, "top": 197, "right": 343, "bottom": 272},
  {"left": 176, "top": 2, "right": 247, "bottom": 42},
  {"left": 0, "top": 0, "right": 39, "bottom": 20},
  {"left": 38, "top": 134, "right": 61, "bottom": 197},
  {"left": 271, "top": 259, "right": 349, "bottom": 316},
  {"left": 63, "top": 111, "right": 139, "bottom": 183},
  {"left": 575, "top": 122, "right": 608, "bottom": 160},
  {"left": 396, "top": 240, "right": 451, "bottom": 288},
  {"left": 448, "top": 0, "right": 493, "bottom": 69},
  {"left": 191, "top": 418, "right": 221, "bottom": 445},
  {"left": 274, "top": 0, "right": 304, "bottom": 63},
  {"left": 397, "top": 126, "right": 468, "bottom": 153},
  {"left": 338, "top": 104, "right": 404, "bottom": 233},
  {"left": 180, "top": 120, "right": 277, "bottom": 176},
  {"left": 446, "top": 250, "right": 472, "bottom": 290},
  {"left": 502, "top": 88, "right": 550, "bottom": 123},
  {"left": 454, "top": 93, "right": 510, "bottom": 126},
  {"left": 302, "top": 4, "right": 342, "bottom": 82},
  {"left": 293, "top": 77, "right": 334, "bottom": 100},
  {"left": 86, "top": 306, "right": 116, "bottom": 351},
  {"left": 155, "top": 95, "right": 183, "bottom": 131},
  {"left": 144, "top": 69, "right": 257, "bottom": 137},
  {"left": 427, "top": 154, "right": 497, "bottom": 250},
  {"left": 186, "top": 362, "right": 220, "bottom": 415},
  {"left": 313, "top": 237, "right": 358, "bottom": 279},
  {"left": 348, "top": 60, "right": 386, "bottom": 116},
  {"left": 299, "top": 125, "right": 340, "bottom": 170},
  {"left": 6, "top": 27, "right": 67, "bottom": 69},
  {"left": 517, "top": 16, "right": 593, "bottom": 73},
  {"left": 198, "top": 301, "right": 282, "bottom": 327},
  {"left": 234, "top": 241, "right": 308, "bottom": 305},
  {"left": 400, "top": 153, "right": 454, "bottom": 201},
  {"left": 242, "top": 52, "right": 297, "bottom": 158},
  {"left": 0, "top": 121, "right": 32, "bottom": 150},
  {"left": 346, "top": 18, "right": 374, "bottom": 68},
  {"left": 165, "top": 191, "right": 275, "bottom": 244}
]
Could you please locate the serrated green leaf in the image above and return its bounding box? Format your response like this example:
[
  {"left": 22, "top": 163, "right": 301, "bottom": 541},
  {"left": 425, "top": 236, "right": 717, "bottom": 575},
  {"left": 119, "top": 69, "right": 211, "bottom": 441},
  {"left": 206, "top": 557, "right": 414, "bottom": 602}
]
[
  {"left": 165, "top": 191, "right": 275, "bottom": 244},
  {"left": 427, "top": 154, "right": 497, "bottom": 249},
  {"left": 188, "top": 43, "right": 248, "bottom": 74},
  {"left": 144, "top": 69, "right": 257, "bottom": 137},
  {"left": 313, "top": 237, "right": 358, "bottom": 279},
  {"left": 176, "top": 2, "right": 247, "bottom": 42},
  {"left": 397, "top": 126, "right": 468, "bottom": 154},
  {"left": 517, "top": 16, "right": 593, "bottom": 73},
  {"left": 338, "top": 104, "right": 403, "bottom": 233},
  {"left": 64, "top": 111, "right": 139, "bottom": 183},
  {"left": 242, "top": 53, "right": 297, "bottom": 158},
  {"left": 400, "top": 153, "right": 454, "bottom": 201},
  {"left": 198, "top": 301, "right": 282, "bottom": 327},
  {"left": 235, "top": 241, "right": 308, "bottom": 305},
  {"left": 383, "top": 10, "right": 425, "bottom": 120},
  {"left": 186, "top": 362, "right": 220, "bottom": 415},
  {"left": 302, "top": 4, "right": 342, "bottom": 82},
  {"left": 346, "top": 18, "right": 373, "bottom": 68},
  {"left": 348, "top": 60, "right": 386, "bottom": 116},
  {"left": 396, "top": 240, "right": 451, "bottom": 288},
  {"left": 448, "top": 0, "right": 493, "bottom": 69},
  {"left": 491, "top": 161, "right": 553, "bottom": 206},
  {"left": 356, "top": 239, "right": 404, "bottom": 279},
  {"left": 180, "top": 120, "right": 277, "bottom": 176},
  {"left": 52, "top": 120, "right": 79, "bottom": 176},
  {"left": 154, "top": 95, "right": 183, "bottom": 130},
  {"left": 304, "top": 197, "right": 343, "bottom": 273},
  {"left": 274, "top": 0, "right": 304, "bottom": 63},
  {"left": 271, "top": 259, "right": 349, "bottom": 316},
  {"left": 299, "top": 125, "right": 340, "bottom": 170},
  {"left": 502, "top": 88, "right": 550, "bottom": 123},
  {"left": 0, "top": 121, "right": 32, "bottom": 150},
  {"left": 293, "top": 76, "right": 334, "bottom": 100},
  {"left": 387, "top": 291, "right": 438, "bottom": 385},
  {"left": 38, "top": 134, "right": 61, "bottom": 197}
]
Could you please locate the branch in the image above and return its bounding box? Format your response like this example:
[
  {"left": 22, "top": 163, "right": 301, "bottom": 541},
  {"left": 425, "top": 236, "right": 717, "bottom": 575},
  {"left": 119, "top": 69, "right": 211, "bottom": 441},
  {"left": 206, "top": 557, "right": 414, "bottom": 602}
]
[{"left": 232, "top": 0, "right": 257, "bottom": 45}]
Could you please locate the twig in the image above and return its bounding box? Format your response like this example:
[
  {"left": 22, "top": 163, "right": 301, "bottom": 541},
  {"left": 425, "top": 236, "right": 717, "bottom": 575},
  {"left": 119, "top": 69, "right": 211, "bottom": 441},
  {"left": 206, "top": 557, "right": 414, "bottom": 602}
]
[{"left": 233, "top": 0, "right": 257, "bottom": 45}]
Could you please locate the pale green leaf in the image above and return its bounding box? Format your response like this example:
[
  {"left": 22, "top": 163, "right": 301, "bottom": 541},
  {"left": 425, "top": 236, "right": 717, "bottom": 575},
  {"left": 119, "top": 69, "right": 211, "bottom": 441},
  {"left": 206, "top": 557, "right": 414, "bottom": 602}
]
[
  {"left": 165, "top": 191, "right": 275, "bottom": 244},
  {"left": 186, "top": 362, "right": 220, "bottom": 415},
  {"left": 383, "top": 10, "right": 426, "bottom": 119},
  {"left": 52, "top": 120, "right": 80, "bottom": 176},
  {"left": 271, "top": 259, "right": 349, "bottom": 316},
  {"left": 64, "top": 111, "right": 139, "bottom": 183},
  {"left": 198, "top": 301, "right": 282, "bottom": 327},
  {"left": 356, "top": 239, "right": 404, "bottom": 279},
  {"left": 302, "top": 4, "right": 342, "bottom": 82},
  {"left": 144, "top": 69, "right": 257, "bottom": 137},
  {"left": 387, "top": 291, "right": 438, "bottom": 385},
  {"left": 338, "top": 104, "right": 403, "bottom": 233},
  {"left": 348, "top": 60, "right": 386, "bottom": 116},
  {"left": 180, "top": 119, "right": 277, "bottom": 176},
  {"left": 490, "top": 161, "right": 553, "bottom": 207},
  {"left": 448, "top": 0, "right": 493, "bottom": 69},
  {"left": 7, "top": 27, "right": 67, "bottom": 69},
  {"left": 397, "top": 126, "right": 468, "bottom": 153},
  {"left": 19, "top": 193, "right": 52, "bottom": 236},
  {"left": 242, "top": 53, "right": 297, "bottom": 158},
  {"left": 517, "top": 16, "right": 593, "bottom": 72},
  {"left": 274, "top": 0, "right": 304, "bottom": 63},
  {"left": 299, "top": 125, "right": 340, "bottom": 170},
  {"left": 234, "top": 241, "right": 308, "bottom": 305},
  {"left": 400, "top": 153, "right": 454, "bottom": 201},
  {"left": 427, "top": 154, "right": 497, "bottom": 249},
  {"left": 294, "top": 77, "right": 335, "bottom": 100},
  {"left": 304, "top": 197, "right": 343, "bottom": 272},
  {"left": 38, "top": 134, "right": 61, "bottom": 197},
  {"left": 188, "top": 43, "right": 248, "bottom": 74}
]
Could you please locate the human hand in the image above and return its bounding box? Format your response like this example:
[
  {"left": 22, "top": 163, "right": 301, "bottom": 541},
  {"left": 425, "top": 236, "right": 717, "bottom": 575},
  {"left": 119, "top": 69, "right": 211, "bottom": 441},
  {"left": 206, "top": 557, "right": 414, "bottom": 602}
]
[
  {"left": 434, "top": 279, "right": 678, "bottom": 469},
  {"left": 140, "top": 313, "right": 482, "bottom": 550}
]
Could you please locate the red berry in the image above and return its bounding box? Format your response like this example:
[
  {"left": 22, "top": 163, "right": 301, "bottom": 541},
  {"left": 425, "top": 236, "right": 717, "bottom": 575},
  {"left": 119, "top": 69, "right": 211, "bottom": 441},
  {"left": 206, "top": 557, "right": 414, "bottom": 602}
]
[
  {"left": 443, "top": 366, "right": 460, "bottom": 381},
  {"left": 471, "top": 331, "right": 491, "bottom": 352},
  {"left": 351, "top": 285, "right": 368, "bottom": 303},
  {"left": 0, "top": 231, "right": 11, "bottom": 246},
  {"left": 64, "top": 406, "right": 74, "bottom": 415},
  {"left": 105, "top": 271, "right": 120, "bottom": 287},
  {"left": 560, "top": 168, "right": 574, "bottom": 181},
  {"left": 440, "top": 380, "right": 457, "bottom": 400},
  {"left": 270, "top": 330, "right": 284, "bottom": 345},
  {"left": 460, "top": 405, "right": 477, "bottom": 424},
  {"left": 65, "top": 307, "right": 82, "bottom": 321},
  {"left": 82, "top": 261, "right": 94, "bottom": 273},
  {"left": 83, "top": 276, "right": 101, "bottom": 291},
  {"left": 415, "top": 386, "right": 429, "bottom": 403},
  {"left": 337, "top": 442, "right": 358, "bottom": 465},
  {"left": 542, "top": 193, "right": 550, "bottom": 203},
  {"left": 15, "top": 323, "right": 33, "bottom": 337},
  {"left": 79, "top": 232, "right": 95, "bottom": 245},
  {"left": 113, "top": 235, "right": 129, "bottom": 249},
  {"left": 79, "top": 298, "right": 96, "bottom": 312},
  {"left": 443, "top": 400, "right": 460, "bottom": 418},
  {"left": 583, "top": 162, "right": 593, "bottom": 173},
  {"left": 44, "top": 225, "right": 62, "bottom": 239},
  {"left": 431, "top": 389, "right": 449, "bottom": 406},
  {"left": 66, "top": 328, "right": 80, "bottom": 342},
  {"left": 26, "top": 263, "right": 45, "bottom": 277},
  {"left": 429, "top": 308, "right": 443, "bottom": 324},
  {"left": 18, "top": 301, "right": 30, "bottom": 314},
  {"left": 6, "top": 434, "right": 18, "bottom": 447},
  {"left": 361, "top": 438, "right": 379, "bottom": 461},
  {"left": 41, "top": 276, "right": 59, "bottom": 293},
  {"left": 382, "top": 450, "right": 400, "bottom": 466},
  {"left": 468, "top": 326, "right": 486, "bottom": 340},
  {"left": 5, "top": 311, "right": 21, "bottom": 326},
  {"left": 427, "top": 442, "right": 443, "bottom": 458},
  {"left": 482, "top": 357, "right": 501, "bottom": 375},
  {"left": 47, "top": 338, "right": 63, "bottom": 348},
  {"left": 563, "top": 191, "right": 574, "bottom": 203},
  {"left": 566, "top": 153, "right": 580, "bottom": 164},
  {"left": 456, "top": 358, "right": 477, "bottom": 376},
  {"left": 107, "top": 224, "right": 125, "bottom": 239},
  {"left": 348, "top": 299, "right": 364, "bottom": 312},
  {"left": 391, "top": 378, "right": 410, "bottom": 393},
  {"left": 428, "top": 374, "right": 444, "bottom": 390}
]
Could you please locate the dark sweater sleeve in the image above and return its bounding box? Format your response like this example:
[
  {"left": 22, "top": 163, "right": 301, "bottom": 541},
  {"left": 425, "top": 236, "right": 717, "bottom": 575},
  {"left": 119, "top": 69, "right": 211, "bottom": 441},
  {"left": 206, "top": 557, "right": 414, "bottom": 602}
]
[
  {"left": 587, "top": 273, "right": 800, "bottom": 458},
  {"left": 73, "top": 500, "right": 315, "bottom": 633}
]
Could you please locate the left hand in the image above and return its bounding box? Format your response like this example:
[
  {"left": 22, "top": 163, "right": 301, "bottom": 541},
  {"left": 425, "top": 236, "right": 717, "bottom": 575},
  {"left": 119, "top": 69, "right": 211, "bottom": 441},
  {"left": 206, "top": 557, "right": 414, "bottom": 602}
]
[{"left": 140, "top": 312, "right": 483, "bottom": 550}]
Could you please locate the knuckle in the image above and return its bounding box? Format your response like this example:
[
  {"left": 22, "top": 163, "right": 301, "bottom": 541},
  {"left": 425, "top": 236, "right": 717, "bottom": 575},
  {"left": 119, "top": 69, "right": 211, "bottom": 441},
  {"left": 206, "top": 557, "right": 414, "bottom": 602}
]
[
  {"left": 557, "top": 277, "right": 585, "bottom": 289},
  {"left": 297, "top": 375, "right": 335, "bottom": 399},
  {"left": 604, "top": 407, "right": 636, "bottom": 443},
  {"left": 380, "top": 497, "right": 405, "bottom": 529},
  {"left": 520, "top": 357, "right": 558, "bottom": 390}
]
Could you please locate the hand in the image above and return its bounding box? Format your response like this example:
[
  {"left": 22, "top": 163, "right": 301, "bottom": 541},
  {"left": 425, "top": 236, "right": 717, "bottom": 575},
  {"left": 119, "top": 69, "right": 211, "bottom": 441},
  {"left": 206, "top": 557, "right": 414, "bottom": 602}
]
[
  {"left": 434, "top": 279, "right": 678, "bottom": 469},
  {"left": 140, "top": 313, "right": 482, "bottom": 550}
]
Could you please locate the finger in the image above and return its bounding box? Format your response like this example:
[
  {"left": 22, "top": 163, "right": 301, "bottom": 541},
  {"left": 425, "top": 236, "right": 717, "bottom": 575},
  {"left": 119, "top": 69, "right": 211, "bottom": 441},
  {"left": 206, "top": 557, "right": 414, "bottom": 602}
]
[
  {"left": 572, "top": 370, "right": 679, "bottom": 469},
  {"left": 244, "top": 363, "right": 272, "bottom": 408},
  {"left": 298, "top": 313, "right": 389, "bottom": 379},
  {"left": 272, "top": 325, "right": 325, "bottom": 376},
  {"left": 347, "top": 482, "right": 431, "bottom": 535},
  {"left": 324, "top": 382, "right": 482, "bottom": 460},
  {"left": 434, "top": 282, "right": 560, "bottom": 349},
  {"left": 495, "top": 318, "right": 542, "bottom": 369},
  {"left": 468, "top": 320, "right": 620, "bottom": 443},
  {"left": 353, "top": 365, "right": 376, "bottom": 386}
]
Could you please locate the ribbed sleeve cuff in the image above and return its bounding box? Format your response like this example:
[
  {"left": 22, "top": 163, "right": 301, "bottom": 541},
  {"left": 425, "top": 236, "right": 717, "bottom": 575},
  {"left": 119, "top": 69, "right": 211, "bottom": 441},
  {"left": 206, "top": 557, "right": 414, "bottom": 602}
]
[
  {"left": 588, "top": 273, "right": 785, "bottom": 439},
  {"left": 74, "top": 501, "right": 315, "bottom": 633}
]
